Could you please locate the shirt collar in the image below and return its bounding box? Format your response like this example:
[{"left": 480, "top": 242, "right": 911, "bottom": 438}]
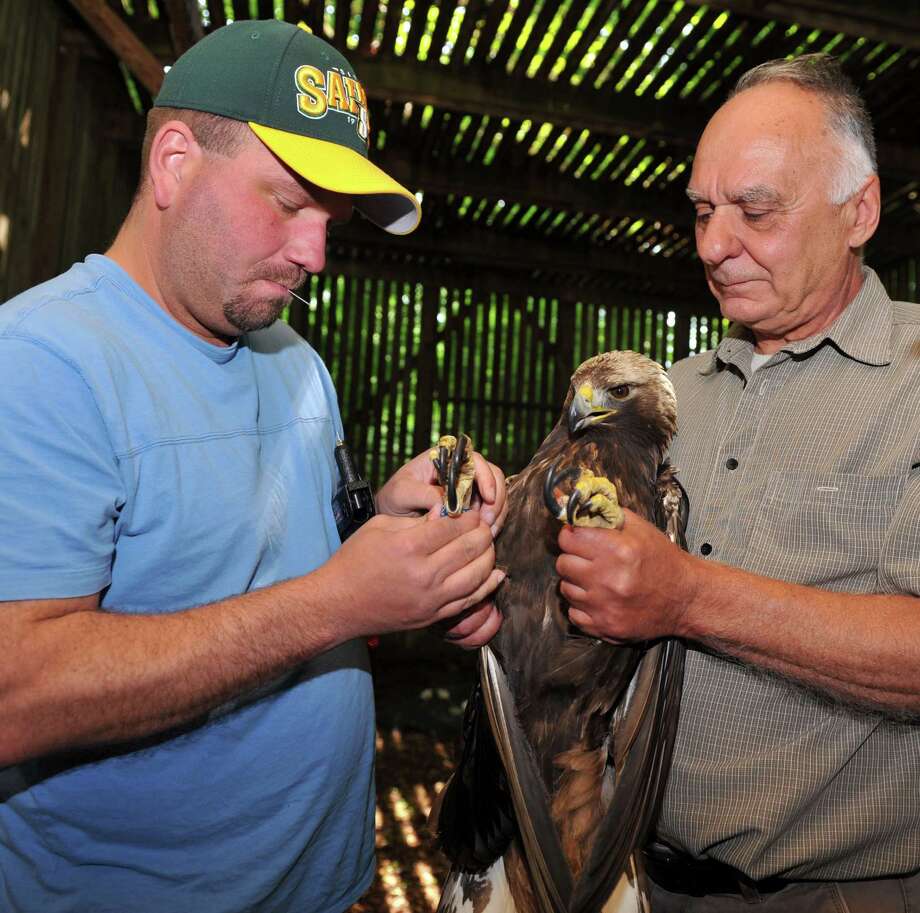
[
  {"left": 698, "top": 322, "right": 753, "bottom": 376},
  {"left": 700, "top": 267, "right": 893, "bottom": 375}
]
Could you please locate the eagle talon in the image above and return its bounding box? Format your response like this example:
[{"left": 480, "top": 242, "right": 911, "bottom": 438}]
[
  {"left": 565, "top": 487, "right": 584, "bottom": 526},
  {"left": 432, "top": 446, "right": 449, "bottom": 487},
  {"left": 430, "top": 433, "right": 476, "bottom": 517},
  {"left": 447, "top": 434, "right": 470, "bottom": 514},
  {"left": 543, "top": 462, "right": 581, "bottom": 519},
  {"left": 544, "top": 463, "right": 624, "bottom": 529}
]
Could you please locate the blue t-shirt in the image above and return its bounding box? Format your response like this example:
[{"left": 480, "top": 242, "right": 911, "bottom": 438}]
[{"left": 0, "top": 255, "right": 375, "bottom": 912}]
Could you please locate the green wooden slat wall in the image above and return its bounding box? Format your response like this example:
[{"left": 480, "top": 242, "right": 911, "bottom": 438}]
[{"left": 290, "top": 277, "right": 731, "bottom": 483}]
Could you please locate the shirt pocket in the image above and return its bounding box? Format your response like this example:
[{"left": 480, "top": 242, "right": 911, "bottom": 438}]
[{"left": 745, "top": 470, "right": 904, "bottom": 589}]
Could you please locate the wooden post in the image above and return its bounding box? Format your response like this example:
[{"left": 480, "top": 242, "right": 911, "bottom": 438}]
[
  {"left": 413, "top": 282, "right": 438, "bottom": 456},
  {"left": 673, "top": 312, "right": 692, "bottom": 362},
  {"left": 554, "top": 296, "right": 576, "bottom": 405}
]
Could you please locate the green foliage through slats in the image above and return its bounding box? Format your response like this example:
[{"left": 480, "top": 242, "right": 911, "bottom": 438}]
[{"left": 289, "top": 275, "right": 725, "bottom": 481}]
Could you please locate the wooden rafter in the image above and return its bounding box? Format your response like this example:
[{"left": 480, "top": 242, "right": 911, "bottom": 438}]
[
  {"left": 324, "top": 254, "right": 716, "bottom": 319},
  {"left": 336, "top": 223, "right": 706, "bottom": 288},
  {"left": 330, "top": 217, "right": 910, "bottom": 301},
  {"left": 67, "top": 0, "right": 165, "bottom": 96},
  {"left": 684, "top": 0, "right": 920, "bottom": 51},
  {"left": 162, "top": 0, "right": 205, "bottom": 58},
  {"left": 375, "top": 152, "right": 693, "bottom": 228},
  {"left": 356, "top": 58, "right": 920, "bottom": 177},
  {"left": 374, "top": 151, "right": 916, "bottom": 262},
  {"left": 357, "top": 58, "right": 709, "bottom": 148},
  {"left": 87, "top": 104, "right": 908, "bottom": 284}
]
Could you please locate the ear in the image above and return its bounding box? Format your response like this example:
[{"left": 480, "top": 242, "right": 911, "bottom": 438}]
[
  {"left": 148, "top": 120, "right": 202, "bottom": 210},
  {"left": 846, "top": 173, "right": 881, "bottom": 249}
]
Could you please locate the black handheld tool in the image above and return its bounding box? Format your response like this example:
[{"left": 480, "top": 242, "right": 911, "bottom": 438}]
[{"left": 333, "top": 440, "right": 376, "bottom": 540}]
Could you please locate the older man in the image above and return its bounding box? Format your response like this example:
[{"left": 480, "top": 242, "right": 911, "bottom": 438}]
[
  {"left": 556, "top": 54, "right": 920, "bottom": 911},
  {"left": 0, "top": 20, "right": 505, "bottom": 913}
]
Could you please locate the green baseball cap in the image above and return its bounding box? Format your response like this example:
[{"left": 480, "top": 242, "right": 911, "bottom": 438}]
[{"left": 155, "top": 19, "right": 420, "bottom": 235}]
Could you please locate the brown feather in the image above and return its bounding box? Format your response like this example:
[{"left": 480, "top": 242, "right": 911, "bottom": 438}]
[{"left": 437, "top": 351, "right": 688, "bottom": 913}]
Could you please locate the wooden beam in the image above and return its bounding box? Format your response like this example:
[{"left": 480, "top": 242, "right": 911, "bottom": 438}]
[
  {"left": 376, "top": 153, "right": 693, "bottom": 228},
  {"left": 329, "top": 219, "right": 920, "bottom": 309},
  {"left": 356, "top": 58, "right": 709, "bottom": 149},
  {"left": 58, "top": 46, "right": 917, "bottom": 274},
  {"left": 337, "top": 222, "right": 704, "bottom": 285},
  {"left": 67, "top": 0, "right": 165, "bottom": 96},
  {"left": 356, "top": 58, "right": 920, "bottom": 177},
  {"left": 683, "top": 1, "right": 920, "bottom": 51},
  {"left": 324, "top": 253, "right": 715, "bottom": 318},
  {"left": 163, "top": 0, "right": 204, "bottom": 58},
  {"left": 79, "top": 102, "right": 920, "bottom": 252}
]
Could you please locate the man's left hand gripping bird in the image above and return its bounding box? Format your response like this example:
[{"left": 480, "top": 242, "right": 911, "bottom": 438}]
[{"left": 430, "top": 351, "right": 689, "bottom": 913}]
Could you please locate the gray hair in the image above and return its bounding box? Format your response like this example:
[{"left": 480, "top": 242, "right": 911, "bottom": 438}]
[{"left": 730, "top": 53, "right": 877, "bottom": 204}]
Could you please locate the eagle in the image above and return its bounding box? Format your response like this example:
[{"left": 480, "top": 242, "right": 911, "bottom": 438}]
[{"left": 431, "top": 350, "right": 688, "bottom": 913}]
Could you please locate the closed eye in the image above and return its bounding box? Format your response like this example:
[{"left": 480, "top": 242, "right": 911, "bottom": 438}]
[
  {"left": 694, "top": 207, "right": 712, "bottom": 226},
  {"left": 274, "top": 195, "right": 300, "bottom": 214}
]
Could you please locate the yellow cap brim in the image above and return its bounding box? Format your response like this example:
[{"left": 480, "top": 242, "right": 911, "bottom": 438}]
[{"left": 249, "top": 122, "right": 421, "bottom": 235}]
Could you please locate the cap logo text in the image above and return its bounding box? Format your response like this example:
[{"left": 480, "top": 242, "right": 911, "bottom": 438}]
[{"left": 294, "top": 65, "right": 370, "bottom": 144}]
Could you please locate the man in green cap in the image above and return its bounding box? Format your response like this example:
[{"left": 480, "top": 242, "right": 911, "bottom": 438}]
[{"left": 0, "top": 20, "right": 505, "bottom": 913}]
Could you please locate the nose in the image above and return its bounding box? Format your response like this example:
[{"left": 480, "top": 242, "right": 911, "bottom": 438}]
[
  {"left": 696, "top": 207, "right": 742, "bottom": 267},
  {"left": 286, "top": 214, "right": 329, "bottom": 275}
]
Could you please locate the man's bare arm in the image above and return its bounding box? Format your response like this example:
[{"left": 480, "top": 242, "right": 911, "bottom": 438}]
[
  {"left": 674, "top": 560, "right": 920, "bottom": 716},
  {"left": 557, "top": 511, "right": 920, "bottom": 717},
  {"left": 1, "top": 508, "right": 502, "bottom": 765}
]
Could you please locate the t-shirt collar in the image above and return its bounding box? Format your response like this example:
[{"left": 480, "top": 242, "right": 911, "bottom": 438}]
[{"left": 87, "top": 254, "right": 242, "bottom": 365}]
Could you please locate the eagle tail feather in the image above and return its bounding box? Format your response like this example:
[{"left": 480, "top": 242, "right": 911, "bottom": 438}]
[
  {"left": 481, "top": 645, "right": 574, "bottom": 913},
  {"left": 570, "top": 638, "right": 685, "bottom": 913},
  {"left": 438, "top": 858, "right": 519, "bottom": 913},
  {"left": 434, "top": 679, "right": 517, "bottom": 869}
]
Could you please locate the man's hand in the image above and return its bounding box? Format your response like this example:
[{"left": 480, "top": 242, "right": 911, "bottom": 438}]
[
  {"left": 556, "top": 508, "right": 699, "bottom": 643},
  {"left": 375, "top": 448, "right": 509, "bottom": 539},
  {"left": 319, "top": 505, "right": 504, "bottom": 640},
  {"left": 438, "top": 599, "right": 503, "bottom": 650},
  {"left": 373, "top": 447, "right": 508, "bottom": 647}
]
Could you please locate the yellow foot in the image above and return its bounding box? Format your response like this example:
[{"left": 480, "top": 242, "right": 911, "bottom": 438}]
[
  {"left": 543, "top": 463, "right": 624, "bottom": 529},
  {"left": 430, "top": 433, "right": 476, "bottom": 517}
]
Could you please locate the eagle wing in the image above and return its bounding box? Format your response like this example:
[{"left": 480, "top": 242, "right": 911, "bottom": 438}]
[{"left": 570, "top": 462, "right": 689, "bottom": 913}]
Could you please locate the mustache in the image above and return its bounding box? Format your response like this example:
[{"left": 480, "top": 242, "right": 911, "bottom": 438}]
[
  {"left": 707, "top": 269, "right": 759, "bottom": 286},
  {"left": 247, "top": 266, "right": 308, "bottom": 292}
]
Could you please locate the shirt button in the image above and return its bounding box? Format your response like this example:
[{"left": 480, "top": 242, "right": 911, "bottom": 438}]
[
  {"left": 700, "top": 543, "right": 713, "bottom": 556},
  {"left": 725, "top": 458, "right": 739, "bottom": 470}
]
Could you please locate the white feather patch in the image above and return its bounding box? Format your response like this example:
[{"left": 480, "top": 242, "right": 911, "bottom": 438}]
[{"left": 436, "top": 861, "right": 646, "bottom": 913}]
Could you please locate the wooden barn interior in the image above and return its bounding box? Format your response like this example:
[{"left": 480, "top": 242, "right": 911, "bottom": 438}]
[{"left": 2, "top": 0, "right": 919, "bottom": 908}]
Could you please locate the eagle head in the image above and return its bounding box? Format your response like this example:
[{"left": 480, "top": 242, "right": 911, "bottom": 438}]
[{"left": 563, "top": 350, "right": 677, "bottom": 447}]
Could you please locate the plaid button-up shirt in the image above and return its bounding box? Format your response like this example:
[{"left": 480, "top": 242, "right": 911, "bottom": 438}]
[{"left": 658, "top": 268, "right": 920, "bottom": 880}]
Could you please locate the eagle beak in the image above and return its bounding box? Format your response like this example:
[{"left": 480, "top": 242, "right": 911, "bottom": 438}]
[{"left": 568, "top": 383, "right": 615, "bottom": 434}]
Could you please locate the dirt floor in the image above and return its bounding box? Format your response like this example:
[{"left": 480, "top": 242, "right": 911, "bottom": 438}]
[{"left": 348, "top": 633, "right": 478, "bottom": 913}]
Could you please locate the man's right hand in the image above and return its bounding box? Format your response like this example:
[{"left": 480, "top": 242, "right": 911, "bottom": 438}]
[{"left": 317, "top": 505, "right": 503, "bottom": 638}]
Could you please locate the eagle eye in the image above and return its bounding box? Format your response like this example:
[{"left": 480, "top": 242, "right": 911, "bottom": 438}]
[{"left": 610, "top": 384, "right": 631, "bottom": 400}]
